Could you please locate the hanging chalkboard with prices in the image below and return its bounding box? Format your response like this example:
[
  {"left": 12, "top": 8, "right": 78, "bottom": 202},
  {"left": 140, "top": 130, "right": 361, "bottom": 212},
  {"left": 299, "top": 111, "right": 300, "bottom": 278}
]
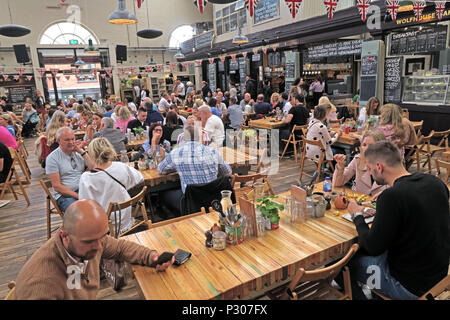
[
  {"left": 229, "top": 59, "right": 239, "bottom": 71},
  {"left": 384, "top": 57, "right": 403, "bottom": 104},
  {"left": 208, "top": 63, "right": 216, "bottom": 92},
  {"left": 389, "top": 25, "right": 448, "bottom": 56},
  {"left": 361, "top": 56, "right": 378, "bottom": 76},
  {"left": 254, "top": 0, "right": 280, "bottom": 25},
  {"left": 239, "top": 57, "right": 247, "bottom": 93},
  {"left": 7, "top": 86, "right": 35, "bottom": 103}
]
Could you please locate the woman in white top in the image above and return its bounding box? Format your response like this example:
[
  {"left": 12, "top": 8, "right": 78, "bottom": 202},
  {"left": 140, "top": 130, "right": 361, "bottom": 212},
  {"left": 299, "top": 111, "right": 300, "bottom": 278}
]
[
  {"left": 78, "top": 137, "right": 144, "bottom": 234},
  {"left": 306, "top": 105, "right": 342, "bottom": 161}
]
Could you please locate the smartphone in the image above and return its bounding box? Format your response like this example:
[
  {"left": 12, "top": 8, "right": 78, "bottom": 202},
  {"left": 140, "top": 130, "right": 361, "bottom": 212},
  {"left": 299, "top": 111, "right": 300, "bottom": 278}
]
[{"left": 149, "top": 251, "right": 174, "bottom": 268}]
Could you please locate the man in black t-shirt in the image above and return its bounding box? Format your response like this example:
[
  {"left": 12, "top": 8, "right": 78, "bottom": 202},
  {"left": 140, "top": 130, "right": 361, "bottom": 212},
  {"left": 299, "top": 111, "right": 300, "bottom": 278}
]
[
  {"left": 0, "top": 142, "right": 13, "bottom": 183},
  {"left": 279, "top": 94, "right": 309, "bottom": 155},
  {"left": 342, "top": 141, "right": 449, "bottom": 300}
]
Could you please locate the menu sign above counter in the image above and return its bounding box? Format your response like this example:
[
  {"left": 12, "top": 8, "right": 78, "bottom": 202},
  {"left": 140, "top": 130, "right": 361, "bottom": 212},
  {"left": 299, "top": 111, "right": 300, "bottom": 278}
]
[
  {"left": 7, "top": 86, "right": 35, "bottom": 103},
  {"left": 389, "top": 25, "right": 447, "bottom": 56},
  {"left": 208, "top": 63, "right": 216, "bottom": 92},
  {"left": 305, "top": 40, "right": 363, "bottom": 60},
  {"left": 384, "top": 57, "right": 403, "bottom": 104},
  {"left": 254, "top": 0, "right": 280, "bottom": 25}
]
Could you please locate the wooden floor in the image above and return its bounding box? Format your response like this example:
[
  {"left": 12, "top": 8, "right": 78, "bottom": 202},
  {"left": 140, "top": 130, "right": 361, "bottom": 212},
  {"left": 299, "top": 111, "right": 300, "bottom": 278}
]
[{"left": 1, "top": 137, "right": 447, "bottom": 300}]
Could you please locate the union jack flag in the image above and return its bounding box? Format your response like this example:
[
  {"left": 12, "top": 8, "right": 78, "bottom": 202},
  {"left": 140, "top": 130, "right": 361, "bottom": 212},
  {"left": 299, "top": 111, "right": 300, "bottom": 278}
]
[
  {"left": 386, "top": 0, "right": 400, "bottom": 21},
  {"left": 435, "top": 1, "right": 446, "bottom": 21},
  {"left": 412, "top": 1, "right": 426, "bottom": 21},
  {"left": 324, "top": 0, "right": 339, "bottom": 20},
  {"left": 136, "top": 0, "right": 144, "bottom": 9},
  {"left": 194, "top": 0, "right": 208, "bottom": 14},
  {"left": 285, "top": 0, "right": 303, "bottom": 19},
  {"left": 245, "top": 0, "right": 259, "bottom": 18},
  {"left": 357, "top": 0, "right": 370, "bottom": 22}
]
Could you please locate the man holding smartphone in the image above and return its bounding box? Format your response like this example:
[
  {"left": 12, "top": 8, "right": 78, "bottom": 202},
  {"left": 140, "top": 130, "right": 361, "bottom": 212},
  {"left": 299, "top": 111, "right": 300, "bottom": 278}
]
[{"left": 14, "top": 200, "right": 174, "bottom": 299}]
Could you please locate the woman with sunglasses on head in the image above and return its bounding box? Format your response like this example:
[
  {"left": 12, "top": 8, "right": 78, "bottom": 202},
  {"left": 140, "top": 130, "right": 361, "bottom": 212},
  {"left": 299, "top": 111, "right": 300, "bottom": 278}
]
[{"left": 142, "top": 122, "right": 171, "bottom": 161}]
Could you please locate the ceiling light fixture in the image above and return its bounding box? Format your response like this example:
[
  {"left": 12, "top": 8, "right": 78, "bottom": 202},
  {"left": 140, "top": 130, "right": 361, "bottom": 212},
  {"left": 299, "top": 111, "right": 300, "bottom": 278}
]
[
  {"left": 73, "top": 49, "right": 85, "bottom": 67},
  {"left": 174, "top": 49, "right": 185, "bottom": 60},
  {"left": 232, "top": 28, "right": 248, "bottom": 44},
  {"left": 0, "top": 0, "right": 31, "bottom": 37},
  {"left": 137, "top": 0, "right": 163, "bottom": 39},
  {"left": 108, "top": 0, "right": 137, "bottom": 25},
  {"left": 84, "top": 39, "right": 99, "bottom": 54}
]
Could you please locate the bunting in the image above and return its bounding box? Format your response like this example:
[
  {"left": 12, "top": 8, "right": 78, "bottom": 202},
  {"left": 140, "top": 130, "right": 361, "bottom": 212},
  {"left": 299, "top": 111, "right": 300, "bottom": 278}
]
[
  {"left": 271, "top": 45, "right": 278, "bottom": 52},
  {"left": 219, "top": 56, "right": 226, "bottom": 62},
  {"left": 16, "top": 68, "right": 25, "bottom": 77},
  {"left": 26, "top": 75, "right": 33, "bottom": 81},
  {"left": 386, "top": 0, "right": 400, "bottom": 21},
  {"left": 209, "top": 58, "right": 215, "bottom": 64},
  {"left": 253, "top": 48, "right": 259, "bottom": 55},
  {"left": 195, "top": 60, "right": 202, "bottom": 66},
  {"left": 145, "top": 65, "right": 152, "bottom": 73},
  {"left": 230, "top": 54, "right": 237, "bottom": 61},
  {"left": 65, "top": 75, "right": 71, "bottom": 81},
  {"left": 194, "top": 0, "right": 208, "bottom": 14},
  {"left": 119, "top": 67, "right": 127, "bottom": 75},
  {"left": 100, "top": 74, "right": 106, "bottom": 79},
  {"left": 37, "top": 68, "right": 45, "bottom": 77},
  {"left": 13, "top": 75, "right": 20, "bottom": 81},
  {"left": 51, "top": 69, "right": 59, "bottom": 77},
  {"left": 242, "top": 52, "right": 248, "bottom": 58},
  {"left": 129, "top": 67, "right": 136, "bottom": 74},
  {"left": 285, "top": 0, "right": 303, "bottom": 19},
  {"left": 262, "top": 47, "right": 268, "bottom": 54},
  {"left": 245, "top": 0, "right": 259, "bottom": 18},
  {"left": 324, "top": 0, "right": 339, "bottom": 20},
  {"left": 92, "top": 68, "right": 97, "bottom": 77},
  {"left": 435, "top": 1, "right": 446, "bottom": 21},
  {"left": 357, "top": 0, "right": 370, "bottom": 22},
  {"left": 157, "top": 65, "right": 162, "bottom": 71},
  {"left": 412, "top": 1, "right": 426, "bottom": 21},
  {"left": 105, "top": 67, "right": 113, "bottom": 77},
  {"left": 72, "top": 68, "right": 79, "bottom": 77}
]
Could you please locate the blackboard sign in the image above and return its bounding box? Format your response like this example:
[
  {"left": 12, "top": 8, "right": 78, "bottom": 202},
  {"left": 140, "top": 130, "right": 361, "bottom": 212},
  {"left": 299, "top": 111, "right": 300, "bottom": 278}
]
[
  {"left": 384, "top": 57, "right": 403, "bottom": 103},
  {"left": 239, "top": 57, "right": 247, "bottom": 93},
  {"left": 254, "top": 0, "right": 279, "bottom": 25},
  {"left": 208, "top": 63, "right": 216, "bottom": 92},
  {"left": 306, "top": 40, "right": 362, "bottom": 60},
  {"left": 7, "top": 86, "right": 35, "bottom": 103},
  {"left": 360, "top": 76, "right": 377, "bottom": 101},
  {"left": 268, "top": 52, "right": 281, "bottom": 67},
  {"left": 218, "top": 60, "right": 225, "bottom": 72},
  {"left": 361, "top": 56, "right": 378, "bottom": 76},
  {"left": 194, "top": 31, "right": 214, "bottom": 50},
  {"left": 229, "top": 59, "right": 239, "bottom": 71},
  {"left": 180, "top": 38, "right": 195, "bottom": 55},
  {"left": 252, "top": 54, "right": 261, "bottom": 62},
  {"left": 390, "top": 25, "right": 447, "bottom": 56}
]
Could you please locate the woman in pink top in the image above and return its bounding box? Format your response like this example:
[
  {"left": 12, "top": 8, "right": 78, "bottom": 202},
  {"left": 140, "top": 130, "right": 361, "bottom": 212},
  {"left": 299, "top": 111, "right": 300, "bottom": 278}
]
[
  {"left": 0, "top": 125, "right": 18, "bottom": 149},
  {"left": 114, "top": 106, "right": 135, "bottom": 133},
  {"left": 332, "top": 130, "right": 387, "bottom": 196},
  {"left": 377, "top": 104, "right": 409, "bottom": 156}
]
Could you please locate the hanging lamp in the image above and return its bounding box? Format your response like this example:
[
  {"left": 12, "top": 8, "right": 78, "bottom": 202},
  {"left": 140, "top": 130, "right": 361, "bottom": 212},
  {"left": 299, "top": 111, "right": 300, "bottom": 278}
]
[
  {"left": 108, "top": 0, "right": 137, "bottom": 25},
  {"left": 232, "top": 28, "right": 249, "bottom": 44},
  {"left": 137, "top": 0, "right": 162, "bottom": 38},
  {"left": 0, "top": 0, "right": 30, "bottom": 37},
  {"left": 84, "top": 39, "right": 99, "bottom": 54},
  {"left": 174, "top": 49, "right": 185, "bottom": 60}
]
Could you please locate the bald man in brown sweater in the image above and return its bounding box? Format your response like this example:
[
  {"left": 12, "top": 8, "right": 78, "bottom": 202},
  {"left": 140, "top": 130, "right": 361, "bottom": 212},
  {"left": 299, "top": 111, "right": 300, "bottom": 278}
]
[{"left": 15, "top": 200, "right": 173, "bottom": 300}]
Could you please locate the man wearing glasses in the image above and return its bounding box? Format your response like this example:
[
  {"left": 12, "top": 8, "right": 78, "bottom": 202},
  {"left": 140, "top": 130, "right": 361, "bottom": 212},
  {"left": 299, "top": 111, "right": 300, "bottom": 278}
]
[{"left": 46, "top": 127, "right": 95, "bottom": 212}]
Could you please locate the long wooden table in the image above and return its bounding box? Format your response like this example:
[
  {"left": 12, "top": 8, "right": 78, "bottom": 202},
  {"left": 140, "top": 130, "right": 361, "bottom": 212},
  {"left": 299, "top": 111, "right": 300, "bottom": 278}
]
[
  {"left": 139, "top": 146, "right": 258, "bottom": 191},
  {"left": 126, "top": 138, "right": 146, "bottom": 151},
  {"left": 123, "top": 184, "right": 362, "bottom": 300},
  {"left": 248, "top": 117, "right": 286, "bottom": 130}
]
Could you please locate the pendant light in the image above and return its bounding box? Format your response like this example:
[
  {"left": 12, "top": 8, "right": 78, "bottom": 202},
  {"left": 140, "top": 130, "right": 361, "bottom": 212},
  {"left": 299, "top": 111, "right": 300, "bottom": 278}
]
[
  {"left": 137, "top": 0, "right": 163, "bottom": 38},
  {"left": 84, "top": 39, "right": 99, "bottom": 54},
  {"left": 232, "top": 28, "right": 248, "bottom": 44},
  {"left": 108, "top": 0, "right": 137, "bottom": 25},
  {"left": 73, "top": 49, "right": 85, "bottom": 67},
  {"left": 174, "top": 49, "right": 185, "bottom": 60},
  {"left": 0, "top": 0, "right": 30, "bottom": 37}
]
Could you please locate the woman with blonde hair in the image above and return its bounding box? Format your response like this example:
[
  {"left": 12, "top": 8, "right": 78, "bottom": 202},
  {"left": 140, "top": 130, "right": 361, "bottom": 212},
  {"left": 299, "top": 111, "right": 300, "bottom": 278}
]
[
  {"left": 318, "top": 96, "right": 338, "bottom": 121},
  {"left": 111, "top": 104, "right": 122, "bottom": 122},
  {"left": 333, "top": 130, "right": 388, "bottom": 196},
  {"left": 114, "top": 105, "right": 135, "bottom": 133},
  {"left": 78, "top": 137, "right": 144, "bottom": 235},
  {"left": 46, "top": 110, "right": 70, "bottom": 151},
  {"left": 270, "top": 92, "right": 280, "bottom": 109}
]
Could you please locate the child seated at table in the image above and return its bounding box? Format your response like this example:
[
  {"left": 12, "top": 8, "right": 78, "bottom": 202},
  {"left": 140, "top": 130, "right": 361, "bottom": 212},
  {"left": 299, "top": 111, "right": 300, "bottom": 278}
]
[{"left": 332, "top": 130, "right": 388, "bottom": 197}]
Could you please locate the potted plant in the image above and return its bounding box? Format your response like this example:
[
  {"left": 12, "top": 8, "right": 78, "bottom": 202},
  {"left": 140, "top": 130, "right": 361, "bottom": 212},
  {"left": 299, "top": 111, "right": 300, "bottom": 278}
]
[
  {"left": 256, "top": 196, "right": 284, "bottom": 230},
  {"left": 133, "top": 127, "right": 144, "bottom": 140}
]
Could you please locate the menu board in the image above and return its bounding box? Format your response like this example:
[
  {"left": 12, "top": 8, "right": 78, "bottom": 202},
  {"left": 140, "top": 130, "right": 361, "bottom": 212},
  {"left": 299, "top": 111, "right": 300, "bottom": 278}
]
[
  {"left": 252, "top": 54, "right": 261, "bottom": 62},
  {"left": 194, "top": 31, "right": 214, "bottom": 50},
  {"left": 384, "top": 57, "right": 403, "bottom": 104},
  {"left": 306, "top": 40, "right": 362, "bottom": 60},
  {"left": 208, "top": 63, "right": 216, "bottom": 92},
  {"left": 254, "top": 0, "right": 280, "bottom": 25},
  {"left": 390, "top": 26, "right": 447, "bottom": 55},
  {"left": 229, "top": 59, "right": 239, "bottom": 71},
  {"left": 284, "top": 52, "right": 296, "bottom": 94},
  {"left": 239, "top": 57, "right": 247, "bottom": 93},
  {"left": 361, "top": 56, "right": 378, "bottom": 76},
  {"left": 7, "top": 86, "right": 35, "bottom": 103},
  {"left": 218, "top": 60, "right": 225, "bottom": 72},
  {"left": 268, "top": 51, "right": 282, "bottom": 67}
]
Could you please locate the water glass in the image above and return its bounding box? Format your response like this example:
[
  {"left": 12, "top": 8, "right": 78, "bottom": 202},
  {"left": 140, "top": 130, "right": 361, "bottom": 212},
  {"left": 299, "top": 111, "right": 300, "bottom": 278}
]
[
  {"left": 293, "top": 200, "right": 305, "bottom": 223},
  {"left": 254, "top": 182, "right": 265, "bottom": 203},
  {"left": 284, "top": 196, "right": 293, "bottom": 222},
  {"left": 256, "top": 213, "right": 266, "bottom": 237}
]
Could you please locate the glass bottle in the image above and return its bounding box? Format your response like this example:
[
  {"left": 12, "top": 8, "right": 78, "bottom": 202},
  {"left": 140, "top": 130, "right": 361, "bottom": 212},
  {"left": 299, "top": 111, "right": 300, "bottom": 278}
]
[
  {"left": 285, "top": 196, "right": 293, "bottom": 223},
  {"left": 255, "top": 210, "right": 266, "bottom": 237},
  {"left": 220, "top": 190, "right": 233, "bottom": 214},
  {"left": 120, "top": 150, "right": 129, "bottom": 164}
]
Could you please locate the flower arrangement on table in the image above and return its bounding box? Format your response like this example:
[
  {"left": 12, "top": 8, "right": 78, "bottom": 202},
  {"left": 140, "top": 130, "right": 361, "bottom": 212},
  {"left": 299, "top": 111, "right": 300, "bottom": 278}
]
[{"left": 256, "top": 196, "right": 284, "bottom": 230}]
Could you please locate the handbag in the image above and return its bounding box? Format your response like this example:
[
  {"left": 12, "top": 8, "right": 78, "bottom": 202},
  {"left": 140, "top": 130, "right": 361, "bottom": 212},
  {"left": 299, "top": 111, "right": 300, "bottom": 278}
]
[{"left": 100, "top": 203, "right": 127, "bottom": 291}]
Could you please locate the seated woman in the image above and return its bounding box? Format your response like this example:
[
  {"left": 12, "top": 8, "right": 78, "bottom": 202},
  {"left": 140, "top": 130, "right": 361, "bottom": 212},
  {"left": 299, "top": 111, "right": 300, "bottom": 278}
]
[
  {"left": 184, "top": 94, "right": 194, "bottom": 110},
  {"left": 77, "top": 110, "right": 92, "bottom": 131},
  {"left": 306, "top": 105, "right": 342, "bottom": 162},
  {"left": 78, "top": 137, "right": 144, "bottom": 235},
  {"left": 114, "top": 106, "right": 135, "bottom": 133},
  {"left": 0, "top": 114, "right": 15, "bottom": 137},
  {"left": 21, "top": 103, "right": 40, "bottom": 137},
  {"left": 46, "top": 110, "right": 70, "bottom": 153},
  {"left": 358, "top": 96, "right": 380, "bottom": 123},
  {"left": 318, "top": 96, "right": 338, "bottom": 123},
  {"left": 163, "top": 111, "right": 183, "bottom": 146},
  {"left": 142, "top": 122, "right": 171, "bottom": 160},
  {"left": 333, "top": 130, "right": 388, "bottom": 196},
  {"left": 377, "top": 104, "right": 412, "bottom": 156},
  {"left": 84, "top": 112, "right": 103, "bottom": 142}
]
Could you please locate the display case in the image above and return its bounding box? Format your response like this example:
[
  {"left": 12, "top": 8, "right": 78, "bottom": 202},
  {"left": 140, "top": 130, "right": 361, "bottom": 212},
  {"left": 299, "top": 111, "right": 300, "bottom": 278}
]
[{"left": 402, "top": 75, "right": 450, "bottom": 105}]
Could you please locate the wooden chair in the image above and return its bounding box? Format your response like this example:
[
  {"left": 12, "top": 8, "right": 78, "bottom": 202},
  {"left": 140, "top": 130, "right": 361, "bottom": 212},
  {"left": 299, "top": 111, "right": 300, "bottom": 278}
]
[
  {"left": 280, "top": 125, "right": 307, "bottom": 162},
  {"left": 435, "top": 159, "right": 450, "bottom": 184},
  {"left": 0, "top": 152, "right": 30, "bottom": 206},
  {"left": 8, "top": 147, "right": 31, "bottom": 184},
  {"left": 299, "top": 137, "right": 335, "bottom": 184},
  {"left": 105, "top": 186, "right": 151, "bottom": 238},
  {"left": 231, "top": 173, "right": 275, "bottom": 201},
  {"left": 40, "top": 179, "right": 64, "bottom": 239},
  {"left": 17, "top": 137, "right": 28, "bottom": 160},
  {"left": 4, "top": 281, "right": 15, "bottom": 300},
  {"left": 265, "top": 244, "right": 359, "bottom": 300},
  {"left": 150, "top": 207, "right": 212, "bottom": 229},
  {"left": 412, "top": 131, "right": 447, "bottom": 173},
  {"left": 422, "top": 129, "right": 450, "bottom": 169},
  {"left": 372, "top": 273, "right": 450, "bottom": 300}
]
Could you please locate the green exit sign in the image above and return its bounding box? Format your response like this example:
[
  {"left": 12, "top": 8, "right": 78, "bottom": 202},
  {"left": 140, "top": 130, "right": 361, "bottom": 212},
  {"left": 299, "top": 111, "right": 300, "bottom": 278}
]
[{"left": 69, "top": 40, "right": 78, "bottom": 45}]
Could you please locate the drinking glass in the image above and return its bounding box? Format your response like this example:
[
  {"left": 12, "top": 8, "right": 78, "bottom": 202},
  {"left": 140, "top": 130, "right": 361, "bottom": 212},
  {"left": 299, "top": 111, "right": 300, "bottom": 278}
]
[
  {"left": 253, "top": 182, "right": 265, "bottom": 203},
  {"left": 284, "top": 196, "right": 293, "bottom": 223}
]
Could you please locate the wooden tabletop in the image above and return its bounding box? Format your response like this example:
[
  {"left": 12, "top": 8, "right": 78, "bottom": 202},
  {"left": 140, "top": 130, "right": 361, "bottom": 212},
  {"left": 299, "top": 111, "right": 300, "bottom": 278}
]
[
  {"left": 179, "top": 110, "right": 191, "bottom": 118},
  {"left": 139, "top": 146, "right": 258, "bottom": 187},
  {"left": 329, "top": 126, "right": 360, "bottom": 146},
  {"left": 126, "top": 138, "right": 146, "bottom": 151},
  {"left": 248, "top": 117, "right": 286, "bottom": 130},
  {"left": 123, "top": 184, "right": 363, "bottom": 300}
]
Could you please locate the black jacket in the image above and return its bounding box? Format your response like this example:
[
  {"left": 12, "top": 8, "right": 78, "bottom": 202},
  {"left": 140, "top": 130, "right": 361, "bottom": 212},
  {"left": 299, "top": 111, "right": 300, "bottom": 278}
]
[
  {"left": 202, "top": 85, "right": 212, "bottom": 100},
  {"left": 127, "top": 119, "right": 148, "bottom": 134},
  {"left": 180, "top": 176, "right": 236, "bottom": 216}
]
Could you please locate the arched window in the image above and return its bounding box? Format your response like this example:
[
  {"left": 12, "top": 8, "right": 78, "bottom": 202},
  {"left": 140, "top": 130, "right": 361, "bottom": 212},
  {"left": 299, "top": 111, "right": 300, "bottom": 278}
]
[
  {"left": 169, "top": 25, "right": 194, "bottom": 48},
  {"left": 40, "top": 22, "right": 98, "bottom": 45}
]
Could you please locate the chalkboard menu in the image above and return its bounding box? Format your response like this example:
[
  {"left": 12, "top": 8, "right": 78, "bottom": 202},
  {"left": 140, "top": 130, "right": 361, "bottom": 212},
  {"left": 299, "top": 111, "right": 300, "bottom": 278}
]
[
  {"left": 361, "top": 56, "right": 378, "bottom": 76},
  {"left": 239, "top": 57, "right": 247, "bottom": 93},
  {"left": 306, "top": 40, "right": 362, "bottom": 60},
  {"left": 284, "top": 52, "right": 296, "bottom": 94},
  {"left": 252, "top": 54, "right": 261, "bottom": 62},
  {"left": 268, "top": 52, "right": 281, "bottom": 67},
  {"left": 194, "top": 31, "right": 214, "bottom": 50},
  {"left": 7, "top": 86, "right": 35, "bottom": 103},
  {"left": 254, "top": 0, "right": 280, "bottom": 25},
  {"left": 389, "top": 25, "right": 447, "bottom": 56},
  {"left": 208, "top": 63, "right": 216, "bottom": 92},
  {"left": 360, "top": 76, "right": 377, "bottom": 101},
  {"left": 229, "top": 59, "right": 239, "bottom": 71},
  {"left": 218, "top": 60, "right": 225, "bottom": 72},
  {"left": 384, "top": 57, "right": 403, "bottom": 103}
]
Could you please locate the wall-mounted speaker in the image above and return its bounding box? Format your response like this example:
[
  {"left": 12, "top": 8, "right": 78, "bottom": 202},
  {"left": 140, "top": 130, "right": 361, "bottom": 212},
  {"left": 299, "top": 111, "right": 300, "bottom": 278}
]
[
  {"left": 13, "top": 44, "right": 30, "bottom": 64},
  {"left": 116, "top": 45, "right": 127, "bottom": 62}
]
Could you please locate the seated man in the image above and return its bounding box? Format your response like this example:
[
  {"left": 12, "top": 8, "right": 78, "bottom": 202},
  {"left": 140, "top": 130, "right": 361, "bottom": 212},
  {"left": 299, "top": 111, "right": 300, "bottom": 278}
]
[
  {"left": 145, "top": 101, "right": 164, "bottom": 125},
  {"left": 46, "top": 127, "right": 95, "bottom": 212},
  {"left": 344, "top": 141, "right": 449, "bottom": 300},
  {"left": 127, "top": 107, "right": 148, "bottom": 135},
  {"left": 239, "top": 93, "right": 252, "bottom": 111},
  {"left": 225, "top": 97, "right": 244, "bottom": 130},
  {"left": 198, "top": 105, "right": 225, "bottom": 148},
  {"left": 158, "top": 126, "right": 232, "bottom": 215},
  {"left": 253, "top": 94, "right": 273, "bottom": 117},
  {"left": 280, "top": 93, "right": 309, "bottom": 154},
  {"left": 14, "top": 199, "right": 173, "bottom": 300},
  {"left": 92, "top": 117, "right": 128, "bottom": 153}
]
